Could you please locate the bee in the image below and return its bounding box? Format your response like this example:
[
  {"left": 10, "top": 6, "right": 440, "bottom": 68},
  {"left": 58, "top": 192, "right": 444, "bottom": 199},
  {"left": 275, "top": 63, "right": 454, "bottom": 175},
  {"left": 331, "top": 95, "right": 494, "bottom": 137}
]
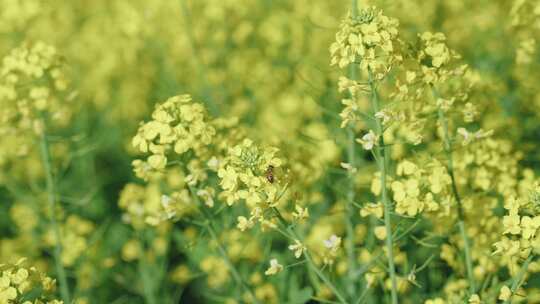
[{"left": 265, "top": 165, "right": 275, "bottom": 183}]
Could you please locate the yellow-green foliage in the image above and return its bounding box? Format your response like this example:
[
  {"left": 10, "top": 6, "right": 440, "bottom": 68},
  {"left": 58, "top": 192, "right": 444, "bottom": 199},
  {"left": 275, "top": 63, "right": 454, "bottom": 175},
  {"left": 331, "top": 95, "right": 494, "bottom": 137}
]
[{"left": 1, "top": 1, "right": 540, "bottom": 304}]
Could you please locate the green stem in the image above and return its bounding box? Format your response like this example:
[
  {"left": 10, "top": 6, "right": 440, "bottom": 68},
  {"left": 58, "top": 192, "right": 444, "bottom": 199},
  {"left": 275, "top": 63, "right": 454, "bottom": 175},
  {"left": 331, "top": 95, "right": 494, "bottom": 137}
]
[
  {"left": 344, "top": 1, "right": 359, "bottom": 299},
  {"left": 458, "top": 220, "right": 475, "bottom": 293},
  {"left": 433, "top": 88, "right": 476, "bottom": 294},
  {"left": 345, "top": 127, "right": 357, "bottom": 298},
  {"left": 272, "top": 208, "right": 348, "bottom": 304},
  {"left": 137, "top": 231, "right": 157, "bottom": 304},
  {"left": 189, "top": 187, "right": 260, "bottom": 304},
  {"left": 503, "top": 255, "right": 534, "bottom": 304},
  {"left": 368, "top": 71, "right": 398, "bottom": 304},
  {"left": 39, "top": 128, "right": 70, "bottom": 303},
  {"left": 304, "top": 252, "right": 348, "bottom": 304}
]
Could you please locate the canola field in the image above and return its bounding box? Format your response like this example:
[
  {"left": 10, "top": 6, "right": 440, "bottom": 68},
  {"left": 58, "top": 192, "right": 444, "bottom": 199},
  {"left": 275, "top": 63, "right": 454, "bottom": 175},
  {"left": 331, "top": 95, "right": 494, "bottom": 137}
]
[{"left": 1, "top": 0, "right": 540, "bottom": 303}]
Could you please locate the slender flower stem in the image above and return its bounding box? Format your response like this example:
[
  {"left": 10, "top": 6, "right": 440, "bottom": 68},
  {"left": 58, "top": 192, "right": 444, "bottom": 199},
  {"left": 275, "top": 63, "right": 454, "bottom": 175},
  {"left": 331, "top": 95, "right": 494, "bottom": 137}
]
[
  {"left": 39, "top": 125, "right": 70, "bottom": 303},
  {"left": 344, "top": 0, "right": 359, "bottom": 298},
  {"left": 433, "top": 87, "right": 476, "bottom": 294},
  {"left": 304, "top": 252, "right": 348, "bottom": 304},
  {"left": 137, "top": 231, "right": 157, "bottom": 304},
  {"left": 272, "top": 208, "right": 348, "bottom": 304},
  {"left": 345, "top": 128, "right": 358, "bottom": 298},
  {"left": 503, "top": 255, "right": 534, "bottom": 304},
  {"left": 189, "top": 187, "right": 260, "bottom": 304},
  {"left": 368, "top": 71, "right": 398, "bottom": 304}
]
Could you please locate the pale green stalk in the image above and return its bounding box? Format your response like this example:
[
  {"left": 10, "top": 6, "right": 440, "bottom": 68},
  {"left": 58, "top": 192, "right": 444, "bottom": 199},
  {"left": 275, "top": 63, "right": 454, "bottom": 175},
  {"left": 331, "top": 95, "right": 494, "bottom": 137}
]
[
  {"left": 39, "top": 125, "right": 70, "bottom": 303},
  {"left": 140, "top": 266, "right": 157, "bottom": 304},
  {"left": 345, "top": 127, "right": 358, "bottom": 298},
  {"left": 344, "top": 0, "right": 359, "bottom": 298},
  {"left": 433, "top": 87, "right": 476, "bottom": 294},
  {"left": 368, "top": 71, "right": 398, "bottom": 304},
  {"left": 137, "top": 233, "right": 157, "bottom": 304}
]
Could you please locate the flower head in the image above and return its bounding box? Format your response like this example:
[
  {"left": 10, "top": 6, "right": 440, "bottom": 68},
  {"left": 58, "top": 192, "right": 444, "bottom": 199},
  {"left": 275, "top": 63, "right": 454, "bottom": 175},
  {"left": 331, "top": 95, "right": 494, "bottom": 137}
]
[
  {"left": 264, "top": 259, "right": 283, "bottom": 276},
  {"left": 288, "top": 240, "right": 306, "bottom": 258},
  {"left": 330, "top": 7, "right": 400, "bottom": 78},
  {"left": 357, "top": 130, "right": 378, "bottom": 151}
]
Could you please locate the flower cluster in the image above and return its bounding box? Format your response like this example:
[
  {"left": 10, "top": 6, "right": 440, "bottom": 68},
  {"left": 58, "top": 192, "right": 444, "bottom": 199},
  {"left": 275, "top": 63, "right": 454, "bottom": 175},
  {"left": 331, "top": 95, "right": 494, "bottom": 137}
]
[
  {"left": 0, "top": 259, "right": 62, "bottom": 304},
  {"left": 3, "top": 1, "right": 540, "bottom": 303},
  {"left": 494, "top": 182, "right": 540, "bottom": 260},
  {"left": 132, "top": 94, "right": 216, "bottom": 178},
  {"left": 365, "top": 158, "right": 451, "bottom": 220},
  {"left": 45, "top": 216, "right": 94, "bottom": 267},
  {"left": 217, "top": 139, "right": 285, "bottom": 229},
  {"left": 417, "top": 32, "right": 468, "bottom": 85},
  {"left": 322, "top": 234, "right": 342, "bottom": 265},
  {"left": 510, "top": 0, "right": 540, "bottom": 64},
  {"left": 0, "top": 42, "right": 69, "bottom": 129},
  {"left": 200, "top": 256, "right": 229, "bottom": 288},
  {"left": 330, "top": 6, "right": 401, "bottom": 77},
  {"left": 331, "top": 7, "right": 402, "bottom": 129},
  {"left": 390, "top": 160, "right": 446, "bottom": 217},
  {"left": 264, "top": 259, "right": 283, "bottom": 276},
  {"left": 218, "top": 139, "right": 283, "bottom": 206},
  {"left": 0, "top": 42, "right": 71, "bottom": 165},
  {"left": 118, "top": 182, "right": 194, "bottom": 227}
]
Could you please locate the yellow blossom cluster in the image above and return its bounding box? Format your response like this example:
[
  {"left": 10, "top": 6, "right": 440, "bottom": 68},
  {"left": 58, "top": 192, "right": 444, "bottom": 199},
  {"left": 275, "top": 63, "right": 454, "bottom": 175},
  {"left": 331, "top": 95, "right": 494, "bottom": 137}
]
[
  {"left": 330, "top": 3, "right": 540, "bottom": 303},
  {"left": 322, "top": 234, "right": 342, "bottom": 265},
  {"left": 218, "top": 139, "right": 285, "bottom": 230},
  {"left": 218, "top": 139, "right": 282, "bottom": 206},
  {"left": 390, "top": 160, "right": 445, "bottom": 217},
  {"left": 0, "top": 42, "right": 70, "bottom": 166},
  {"left": 200, "top": 256, "right": 229, "bottom": 289},
  {"left": 366, "top": 159, "right": 451, "bottom": 218},
  {"left": 132, "top": 94, "right": 216, "bottom": 176},
  {"left": 417, "top": 32, "right": 466, "bottom": 84},
  {"left": 330, "top": 6, "right": 401, "bottom": 77},
  {"left": 3, "top": 1, "right": 540, "bottom": 304},
  {"left": 0, "top": 259, "right": 62, "bottom": 304},
  {"left": 510, "top": 0, "right": 540, "bottom": 64},
  {"left": 51, "top": 216, "right": 94, "bottom": 267},
  {"left": 495, "top": 182, "right": 540, "bottom": 259},
  {"left": 118, "top": 182, "right": 193, "bottom": 227}
]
